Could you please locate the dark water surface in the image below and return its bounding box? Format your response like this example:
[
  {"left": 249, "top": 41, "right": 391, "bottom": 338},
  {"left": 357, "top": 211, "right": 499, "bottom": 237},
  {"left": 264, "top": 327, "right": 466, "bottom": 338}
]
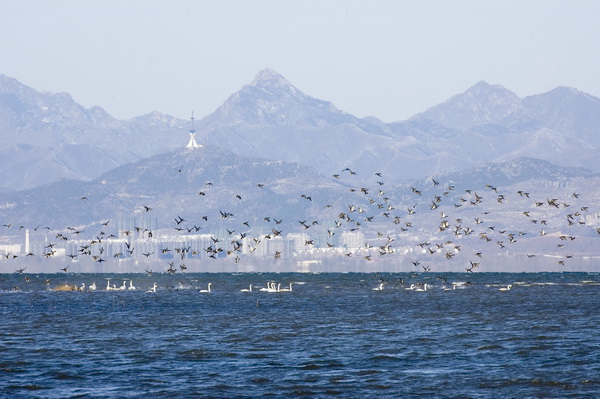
[{"left": 1, "top": 272, "right": 599, "bottom": 398}]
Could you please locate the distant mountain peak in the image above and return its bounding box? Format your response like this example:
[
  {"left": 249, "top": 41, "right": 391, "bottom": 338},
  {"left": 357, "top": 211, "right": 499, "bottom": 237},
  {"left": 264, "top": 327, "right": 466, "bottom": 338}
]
[
  {"left": 411, "top": 81, "right": 521, "bottom": 130},
  {"left": 250, "top": 68, "right": 291, "bottom": 87},
  {"left": 247, "top": 68, "right": 301, "bottom": 100},
  {"left": 465, "top": 80, "right": 512, "bottom": 94},
  {"left": 200, "top": 69, "right": 355, "bottom": 127}
]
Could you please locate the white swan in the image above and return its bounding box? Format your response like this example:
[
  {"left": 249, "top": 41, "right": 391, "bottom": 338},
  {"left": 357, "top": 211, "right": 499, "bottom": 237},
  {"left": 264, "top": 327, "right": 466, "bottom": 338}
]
[
  {"left": 240, "top": 284, "right": 253, "bottom": 292},
  {"left": 89, "top": 282, "right": 96, "bottom": 291},
  {"left": 118, "top": 280, "right": 127, "bottom": 290},
  {"left": 452, "top": 281, "right": 469, "bottom": 289},
  {"left": 147, "top": 283, "right": 157, "bottom": 293},
  {"left": 414, "top": 283, "right": 428, "bottom": 292},
  {"left": 499, "top": 284, "right": 512, "bottom": 292},
  {"left": 259, "top": 282, "right": 274, "bottom": 292},
  {"left": 265, "top": 283, "right": 280, "bottom": 293},
  {"left": 199, "top": 283, "right": 212, "bottom": 293},
  {"left": 372, "top": 283, "right": 384, "bottom": 291},
  {"left": 128, "top": 280, "right": 136, "bottom": 290},
  {"left": 106, "top": 280, "right": 112, "bottom": 291},
  {"left": 79, "top": 283, "right": 86, "bottom": 291},
  {"left": 280, "top": 282, "right": 294, "bottom": 292}
]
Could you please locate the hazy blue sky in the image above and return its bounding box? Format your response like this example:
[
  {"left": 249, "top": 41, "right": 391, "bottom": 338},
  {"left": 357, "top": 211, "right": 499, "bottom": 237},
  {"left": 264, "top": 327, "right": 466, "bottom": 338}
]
[{"left": 1, "top": 0, "right": 599, "bottom": 122}]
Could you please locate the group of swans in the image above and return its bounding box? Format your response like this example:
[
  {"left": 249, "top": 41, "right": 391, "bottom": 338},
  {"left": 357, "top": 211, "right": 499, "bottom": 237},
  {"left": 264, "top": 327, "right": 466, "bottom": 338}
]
[
  {"left": 257, "top": 281, "right": 293, "bottom": 293},
  {"left": 105, "top": 279, "right": 137, "bottom": 291}
]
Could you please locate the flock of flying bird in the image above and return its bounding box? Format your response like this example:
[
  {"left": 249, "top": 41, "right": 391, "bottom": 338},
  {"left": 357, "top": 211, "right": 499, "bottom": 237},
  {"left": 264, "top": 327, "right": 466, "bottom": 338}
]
[{"left": 2, "top": 161, "right": 600, "bottom": 284}]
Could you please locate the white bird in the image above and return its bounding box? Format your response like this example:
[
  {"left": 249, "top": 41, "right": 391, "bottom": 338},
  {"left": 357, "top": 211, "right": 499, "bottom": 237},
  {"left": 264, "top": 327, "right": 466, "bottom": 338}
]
[
  {"left": 280, "top": 282, "right": 294, "bottom": 292},
  {"left": 259, "top": 282, "right": 275, "bottom": 292},
  {"left": 451, "top": 281, "right": 469, "bottom": 289},
  {"left": 147, "top": 283, "right": 157, "bottom": 293},
  {"left": 106, "top": 280, "right": 112, "bottom": 291},
  {"left": 240, "top": 284, "right": 253, "bottom": 292},
  {"left": 372, "top": 283, "right": 384, "bottom": 291},
  {"left": 499, "top": 284, "right": 512, "bottom": 292},
  {"left": 264, "top": 282, "right": 280, "bottom": 293},
  {"left": 118, "top": 280, "right": 127, "bottom": 290},
  {"left": 414, "top": 283, "right": 428, "bottom": 292},
  {"left": 268, "top": 283, "right": 281, "bottom": 293},
  {"left": 89, "top": 282, "right": 97, "bottom": 291},
  {"left": 199, "top": 283, "right": 212, "bottom": 293},
  {"left": 128, "top": 280, "right": 136, "bottom": 290}
]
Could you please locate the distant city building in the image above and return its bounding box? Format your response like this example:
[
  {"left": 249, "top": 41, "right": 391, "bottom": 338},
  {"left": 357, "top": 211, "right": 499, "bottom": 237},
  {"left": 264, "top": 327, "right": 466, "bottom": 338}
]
[{"left": 341, "top": 231, "right": 365, "bottom": 250}]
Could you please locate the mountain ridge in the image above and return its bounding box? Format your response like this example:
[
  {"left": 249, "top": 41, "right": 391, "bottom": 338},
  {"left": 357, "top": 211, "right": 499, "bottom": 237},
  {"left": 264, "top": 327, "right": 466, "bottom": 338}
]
[{"left": 1, "top": 70, "right": 599, "bottom": 193}]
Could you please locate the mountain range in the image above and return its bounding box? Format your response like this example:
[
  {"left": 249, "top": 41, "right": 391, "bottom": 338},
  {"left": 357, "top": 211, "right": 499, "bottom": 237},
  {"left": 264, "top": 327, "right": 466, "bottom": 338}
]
[
  {"left": 0, "top": 69, "right": 599, "bottom": 272},
  {"left": 1, "top": 68, "right": 599, "bottom": 193}
]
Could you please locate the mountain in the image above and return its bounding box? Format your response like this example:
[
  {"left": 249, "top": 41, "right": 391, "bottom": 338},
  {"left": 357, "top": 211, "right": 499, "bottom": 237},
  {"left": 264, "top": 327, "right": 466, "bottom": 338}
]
[
  {"left": 0, "top": 74, "right": 187, "bottom": 191},
  {"left": 1, "top": 148, "right": 596, "bottom": 234},
  {"left": 1, "top": 151, "right": 598, "bottom": 274},
  {"left": 0, "top": 145, "right": 352, "bottom": 231},
  {"left": 409, "top": 81, "right": 521, "bottom": 131},
  {"left": 399, "top": 157, "right": 596, "bottom": 197},
  {"left": 195, "top": 69, "right": 481, "bottom": 182},
  {"left": 402, "top": 81, "right": 600, "bottom": 172},
  {"left": 200, "top": 68, "right": 367, "bottom": 128},
  {"left": 502, "top": 86, "right": 600, "bottom": 145},
  {"left": 2, "top": 70, "right": 600, "bottom": 193}
]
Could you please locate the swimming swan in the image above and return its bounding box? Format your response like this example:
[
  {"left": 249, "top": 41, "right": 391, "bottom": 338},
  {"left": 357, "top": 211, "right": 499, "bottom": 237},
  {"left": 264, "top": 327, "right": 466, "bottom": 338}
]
[
  {"left": 199, "top": 283, "right": 212, "bottom": 293},
  {"left": 280, "top": 282, "right": 294, "bottom": 292},
  {"left": 259, "top": 282, "right": 274, "bottom": 292},
  {"left": 499, "top": 284, "right": 512, "bottom": 292},
  {"left": 240, "top": 284, "right": 253, "bottom": 292},
  {"left": 266, "top": 283, "right": 281, "bottom": 293},
  {"left": 414, "top": 283, "right": 428, "bottom": 292},
  {"left": 128, "top": 280, "right": 136, "bottom": 290},
  {"left": 372, "top": 283, "right": 384, "bottom": 291},
  {"left": 147, "top": 283, "right": 157, "bottom": 293}
]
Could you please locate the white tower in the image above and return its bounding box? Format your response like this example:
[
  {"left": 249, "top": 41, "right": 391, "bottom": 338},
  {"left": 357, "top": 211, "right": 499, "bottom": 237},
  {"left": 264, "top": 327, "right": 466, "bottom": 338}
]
[{"left": 186, "top": 112, "right": 202, "bottom": 149}]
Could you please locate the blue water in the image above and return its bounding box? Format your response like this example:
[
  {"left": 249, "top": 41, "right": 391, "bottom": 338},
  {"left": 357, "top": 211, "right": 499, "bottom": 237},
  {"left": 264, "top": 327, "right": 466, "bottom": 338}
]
[{"left": 1, "top": 272, "right": 599, "bottom": 398}]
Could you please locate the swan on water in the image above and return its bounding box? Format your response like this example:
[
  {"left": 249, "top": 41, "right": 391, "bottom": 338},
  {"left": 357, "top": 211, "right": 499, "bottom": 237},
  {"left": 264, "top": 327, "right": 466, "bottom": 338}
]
[
  {"left": 199, "top": 283, "right": 212, "bottom": 293},
  {"left": 147, "top": 283, "right": 157, "bottom": 293},
  {"left": 89, "top": 282, "right": 97, "bottom": 291},
  {"left": 118, "top": 280, "right": 127, "bottom": 290},
  {"left": 414, "top": 283, "right": 428, "bottom": 292},
  {"left": 240, "top": 284, "right": 253, "bottom": 292},
  {"left": 259, "top": 282, "right": 274, "bottom": 292},
  {"left": 280, "top": 282, "right": 294, "bottom": 292},
  {"left": 372, "top": 283, "right": 384, "bottom": 291},
  {"left": 106, "top": 280, "right": 112, "bottom": 291},
  {"left": 452, "top": 281, "right": 470, "bottom": 289},
  {"left": 128, "top": 280, "right": 136, "bottom": 290},
  {"left": 499, "top": 284, "right": 512, "bottom": 292},
  {"left": 264, "top": 283, "right": 280, "bottom": 293}
]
